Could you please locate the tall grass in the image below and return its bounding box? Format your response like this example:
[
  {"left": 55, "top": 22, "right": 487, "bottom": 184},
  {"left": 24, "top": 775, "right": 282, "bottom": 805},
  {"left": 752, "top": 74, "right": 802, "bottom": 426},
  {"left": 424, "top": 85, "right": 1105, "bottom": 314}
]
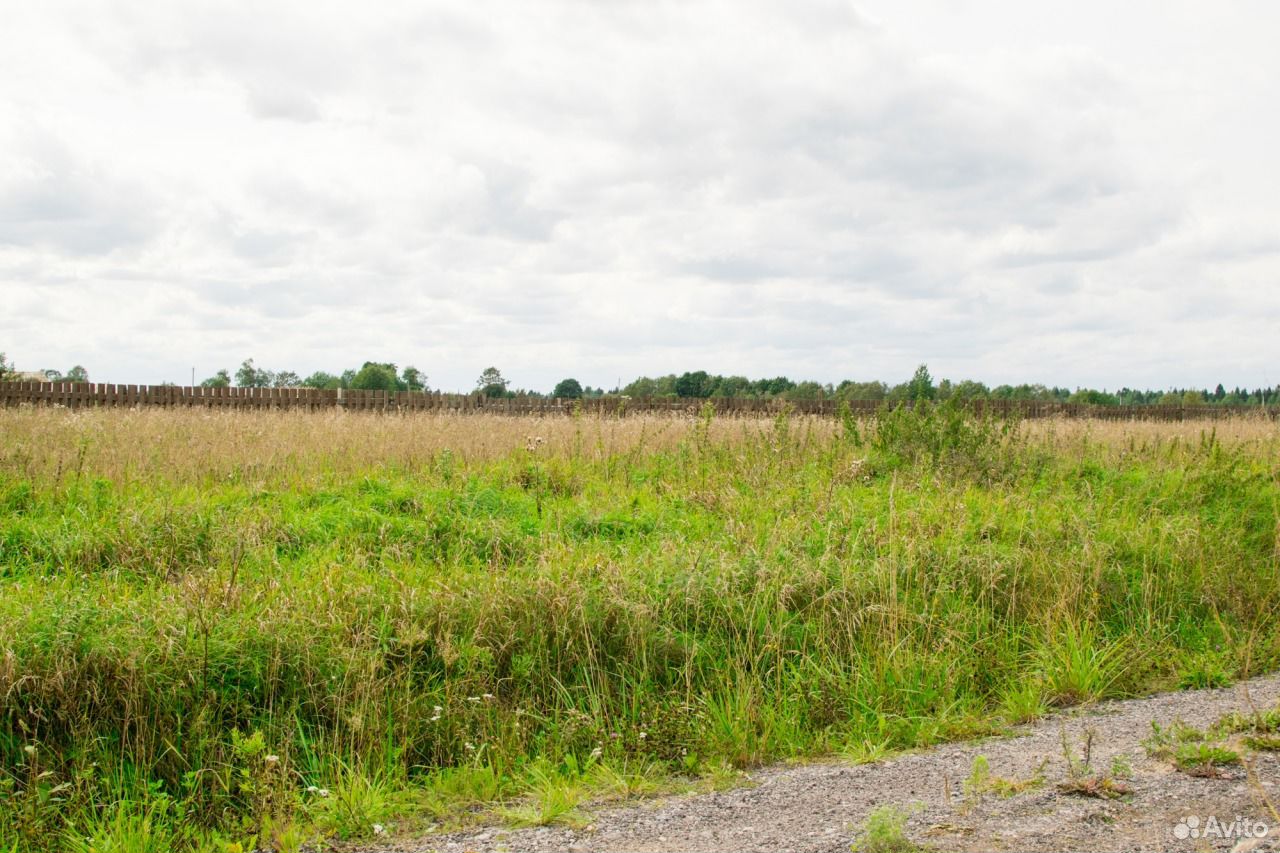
[{"left": 0, "top": 405, "right": 1277, "bottom": 850}]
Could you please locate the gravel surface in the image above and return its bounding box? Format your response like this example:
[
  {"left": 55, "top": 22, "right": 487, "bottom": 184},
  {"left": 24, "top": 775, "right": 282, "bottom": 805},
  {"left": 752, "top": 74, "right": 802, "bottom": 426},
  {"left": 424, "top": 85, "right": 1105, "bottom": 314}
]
[{"left": 367, "top": 673, "right": 1280, "bottom": 853}]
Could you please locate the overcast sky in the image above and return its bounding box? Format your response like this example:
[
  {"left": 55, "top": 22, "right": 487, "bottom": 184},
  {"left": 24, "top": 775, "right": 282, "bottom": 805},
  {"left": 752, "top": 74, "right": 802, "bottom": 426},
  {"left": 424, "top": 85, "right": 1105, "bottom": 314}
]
[{"left": 2, "top": 1, "right": 1278, "bottom": 392}]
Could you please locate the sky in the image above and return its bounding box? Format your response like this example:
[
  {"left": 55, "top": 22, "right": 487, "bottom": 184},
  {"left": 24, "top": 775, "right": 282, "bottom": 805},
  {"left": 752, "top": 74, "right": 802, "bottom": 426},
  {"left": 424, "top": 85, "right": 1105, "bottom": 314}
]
[{"left": 2, "top": 0, "right": 1278, "bottom": 393}]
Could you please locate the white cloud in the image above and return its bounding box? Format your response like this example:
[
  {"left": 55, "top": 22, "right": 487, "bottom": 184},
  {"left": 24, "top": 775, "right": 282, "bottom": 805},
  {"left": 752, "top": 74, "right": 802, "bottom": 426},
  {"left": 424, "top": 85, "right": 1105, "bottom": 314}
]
[{"left": 1, "top": 0, "right": 1278, "bottom": 391}]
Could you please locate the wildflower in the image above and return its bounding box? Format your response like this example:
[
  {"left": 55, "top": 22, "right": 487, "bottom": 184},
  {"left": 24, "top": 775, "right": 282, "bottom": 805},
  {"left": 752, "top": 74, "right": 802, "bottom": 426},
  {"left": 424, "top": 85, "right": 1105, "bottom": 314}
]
[
  {"left": 590, "top": 746, "right": 603, "bottom": 759},
  {"left": 318, "top": 788, "right": 330, "bottom": 797},
  {"left": 467, "top": 696, "right": 481, "bottom": 703},
  {"left": 482, "top": 693, "right": 495, "bottom": 700},
  {"left": 264, "top": 754, "right": 279, "bottom": 765},
  {"left": 372, "top": 823, "right": 386, "bottom": 835},
  {"left": 638, "top": 732, "right": 647, "bottom": 740},
  {"left": 430, "top": 714, "right": 441, "bottom": 722},
  {"left": 306, "top": 785, "right": 318, "bottom": 793},
  {"left": 464, "top": 742, "right": 476, "bottom": 751},
  {"left": 433, "top": 705, "right": 443, "bottom": 713}
]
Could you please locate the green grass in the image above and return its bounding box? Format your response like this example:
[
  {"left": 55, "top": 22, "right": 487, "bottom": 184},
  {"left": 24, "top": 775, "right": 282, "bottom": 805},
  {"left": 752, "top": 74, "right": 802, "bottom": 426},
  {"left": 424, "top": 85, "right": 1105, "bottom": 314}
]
[{"left": 1, "top": 405, "right": 1278, "bottom": 850}]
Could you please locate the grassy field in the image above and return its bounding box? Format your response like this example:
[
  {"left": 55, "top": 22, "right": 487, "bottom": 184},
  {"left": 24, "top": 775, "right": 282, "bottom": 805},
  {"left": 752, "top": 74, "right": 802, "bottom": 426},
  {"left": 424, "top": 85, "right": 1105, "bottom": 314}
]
[{"left": 1, "top": 404, "right": 1278, "bottom": 851}]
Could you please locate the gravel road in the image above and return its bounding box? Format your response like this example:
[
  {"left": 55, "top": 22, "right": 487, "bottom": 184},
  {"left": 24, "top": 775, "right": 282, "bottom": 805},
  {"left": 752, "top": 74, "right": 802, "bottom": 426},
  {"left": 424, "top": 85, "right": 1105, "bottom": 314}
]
[{"left": 367, "top": 673, "right": 1280, "bottom": 853}]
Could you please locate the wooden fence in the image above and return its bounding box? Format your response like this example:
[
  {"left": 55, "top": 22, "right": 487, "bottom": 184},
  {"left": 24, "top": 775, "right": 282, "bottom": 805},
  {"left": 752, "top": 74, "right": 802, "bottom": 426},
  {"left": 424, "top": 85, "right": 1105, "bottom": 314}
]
[{"left": 2, "top": 380, "right": 1277, "bottom": 421}]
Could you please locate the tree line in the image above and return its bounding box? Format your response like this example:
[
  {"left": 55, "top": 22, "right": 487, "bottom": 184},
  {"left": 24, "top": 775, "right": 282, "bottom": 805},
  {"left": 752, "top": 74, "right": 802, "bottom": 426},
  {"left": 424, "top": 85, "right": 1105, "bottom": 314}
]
[{"left": 3, "top": 352, "right": 1278, "bottom": 407}]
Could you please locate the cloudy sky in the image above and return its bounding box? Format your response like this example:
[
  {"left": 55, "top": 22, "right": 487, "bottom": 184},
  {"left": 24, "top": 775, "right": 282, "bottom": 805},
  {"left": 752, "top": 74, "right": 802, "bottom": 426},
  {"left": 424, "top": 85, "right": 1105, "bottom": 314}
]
[{"left": 2, "top": 1, "right": 1278, "bottom": 392}]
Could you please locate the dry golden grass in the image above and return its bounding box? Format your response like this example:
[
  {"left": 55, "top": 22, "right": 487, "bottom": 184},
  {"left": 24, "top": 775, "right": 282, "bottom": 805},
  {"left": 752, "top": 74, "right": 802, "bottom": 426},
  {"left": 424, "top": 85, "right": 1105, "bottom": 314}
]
[
  {"left": 0, "top": 407, "right": 839, "bottom": 486},
  {"left": 2, "top": 406, "right": 1276, "bottom": 489},
  {"left": 1025, "top": 415, "right": 1279, "bottom": 448}
]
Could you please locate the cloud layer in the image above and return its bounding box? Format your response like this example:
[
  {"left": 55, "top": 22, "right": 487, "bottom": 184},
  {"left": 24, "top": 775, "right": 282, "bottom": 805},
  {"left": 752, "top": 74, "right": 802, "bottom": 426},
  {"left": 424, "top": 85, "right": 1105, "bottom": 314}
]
[{"left": 3, "top": 0, "right": 1278, "bottom": 391}]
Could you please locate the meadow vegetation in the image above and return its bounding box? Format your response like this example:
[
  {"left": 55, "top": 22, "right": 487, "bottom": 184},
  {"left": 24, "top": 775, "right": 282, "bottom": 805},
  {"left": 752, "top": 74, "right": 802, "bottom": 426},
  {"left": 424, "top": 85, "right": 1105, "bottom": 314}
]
[{"left": 0, "top": 404, "right": 1277, "bottom": 850}]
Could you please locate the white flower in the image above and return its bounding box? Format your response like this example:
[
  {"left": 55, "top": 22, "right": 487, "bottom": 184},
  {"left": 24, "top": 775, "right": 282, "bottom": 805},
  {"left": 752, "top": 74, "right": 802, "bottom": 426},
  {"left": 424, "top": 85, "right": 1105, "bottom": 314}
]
[
  {"left": 467, "top": 696, "right": 481, "bottom": 703},
  {"left": 589, "top": 746, "right": 603, "bottom": 759},
  {"left": 372, "top": 823, "right": 386, "bottom": 835},
  {"left": 318, "top": 788, "right": 330, "bottom": 797},
  {"left": 433, "top": 705, "right": 443, "bottom": 713},
  {"left": 482, "top": 693, "right": 495, "bottom": 700},
  {"left": 638, "top": 732, "right": 647, "bottom": 740},
  {"left": 430, "top": 714, "right": 441, "bottom": 722},
  {"left": 464, "top": 742, "right": 476, "bottom": 751},
  {"left": 264, "top": 754, "right": 279, "bottom": 765},
  {"left": 307, "top": 785, "right": 319, "bottom": 793}
]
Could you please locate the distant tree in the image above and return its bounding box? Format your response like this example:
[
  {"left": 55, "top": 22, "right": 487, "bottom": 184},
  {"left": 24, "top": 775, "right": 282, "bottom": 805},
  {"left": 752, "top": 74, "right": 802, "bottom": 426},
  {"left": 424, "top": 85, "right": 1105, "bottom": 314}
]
[
  {"left": 476, "top": 366, "right": 509, "bottom": 398},
  {"left": 43, "top": 369, "right": 64, "bottom": 382},
  {"left": 836, "top": 380, "right": 887, "bottom": 401},
  {"left": 951, "top": 380, "right": 990, "bottom": 400},
  {"left": 1069, "top": 388, "right": 1118, "bottom": 406},
  {"left": 236, "top": 359, "right": 272, "bottom": 388},
  {"left": 200, "top": 369, "right": 231, "bottom": 388},
  {"left": 274, "top": 370, "right": 302, "bottom": 388},
  {"left": 714, "top": 375, "right": 752, "bottom": 398},
  {"left": 1213, "top": 383, "right": 1226, "bottom": 402},
  {"left": 906, "top": 364, "right": 936, "bottom": 402},
  {"left": 351, "top": 362, "right": 401, "bottom": 392},
  {"left": 65, "top": 365, "right": 89, "bottom": 382},
  {"left": 401, "top": 366, "right": 426, "bottom": 392},
  {"left": 755, "top": 376, "right": 796, "bottom": 397},
  {"left": 785, "top": 381, "right": 827, "bottom": 400},
  {"left": 622, "top": 377, "right": 660, "bottom": 397},
  {"left": 553, "top": 378, "right": 584, "bottom": 399},
  {"left": 0, "top": 352, "right": 9, "bottom": 380},
  {"left": 674, "top": 370, "right": 715, "bottom": 398},
  {"left": 992, "top": 383, "right": 1053, "bottom": 402},
  {"left": 302, "top": 371, "right": 342, "bottom": 390}
]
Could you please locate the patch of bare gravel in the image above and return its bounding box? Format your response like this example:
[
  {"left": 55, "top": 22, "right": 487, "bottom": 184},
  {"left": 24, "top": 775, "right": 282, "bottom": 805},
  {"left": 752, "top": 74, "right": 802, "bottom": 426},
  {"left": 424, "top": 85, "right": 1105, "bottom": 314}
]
[{"left": 368, "top": 673, "right": 1280, "bottom": 853}]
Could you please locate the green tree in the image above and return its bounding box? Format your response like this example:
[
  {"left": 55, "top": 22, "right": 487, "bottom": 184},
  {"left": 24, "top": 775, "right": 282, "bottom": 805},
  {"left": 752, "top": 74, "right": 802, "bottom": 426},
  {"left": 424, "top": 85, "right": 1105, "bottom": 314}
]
[
  {"left": 951, "top": 380, "right": 990, "bottom": 400},
  {"left": 476, "top": 367, "right": 509, "bottom": 398},
  {"left": 200, "top": 369, "right": 231, "bottom": 388},
  {"left": 906, "top": 364, "right": 936, "bottom": 402},
  {"left": 351, "top": 362, "right": 401, "bottom": 392},
  {"left": 235, "top": 359, "right": 272, "bottom": 388},
  {"left": 401, "top": 366, "right": 426, "bottom": 392},
  {"left": 65, "top": 365, "right": 89, "bottom": 382},
  {"left": 274, "top": 371, "right": 302, "bottom": 388},
  {"left": 785, "top": 381, "right": 827, "bottom": 400},
  {"left": 303, "top": 371, "right": 342, "bottom": 390},
  {"left": 754, "top": 376, "right": 795, "bottom": 397},
  {"left": 1069, "top": 388, "right": 1118, "bottom": 405},
  {"left": 621, "top": 377, "right": 659, "bottom": 397},
  {"left": 836, "top": 380, "right": 887, "bottom": 401},
  {"left": 0, "top": 352, "right": 9, "bottom": 380},
  {"left": 674, "top": 370, "right": 714, "bottom": 398},
  {"left": 553, "top": 378, "right": 583, "bottom": 399},
  {"left": 715, "top": 375, "right": 752, "bottom": 398}
]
